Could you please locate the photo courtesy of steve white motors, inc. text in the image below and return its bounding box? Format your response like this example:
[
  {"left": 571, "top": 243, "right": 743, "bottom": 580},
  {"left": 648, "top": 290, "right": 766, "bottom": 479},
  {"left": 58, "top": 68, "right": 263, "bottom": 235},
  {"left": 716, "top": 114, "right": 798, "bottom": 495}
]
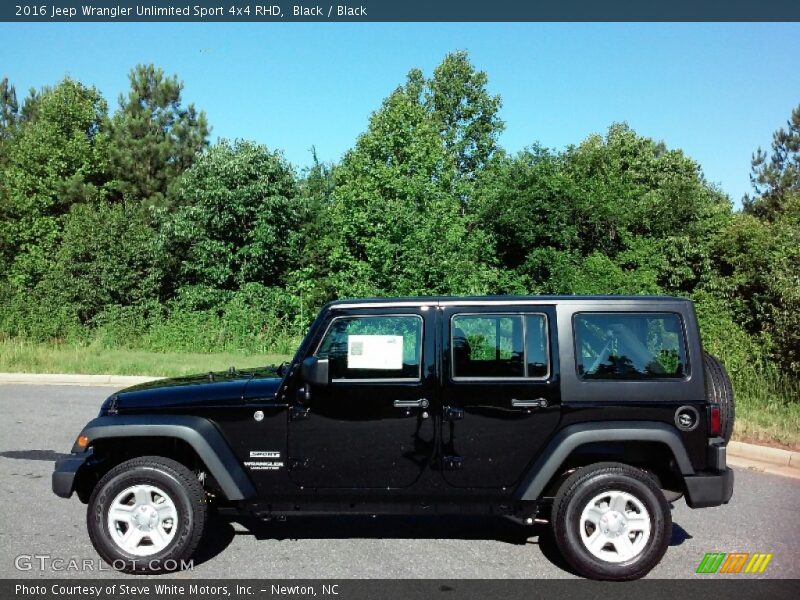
[
  {"left": 13, "top": 4, "right": 368, "bottom": 18},
  {"left": 15, "top": 583, "right": 340, "bottom": 597}
]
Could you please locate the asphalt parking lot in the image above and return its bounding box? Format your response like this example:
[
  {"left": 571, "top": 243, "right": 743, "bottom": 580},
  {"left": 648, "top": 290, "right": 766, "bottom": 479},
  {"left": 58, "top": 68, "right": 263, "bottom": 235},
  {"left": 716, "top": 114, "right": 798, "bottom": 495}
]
[{"left": 1, "top": 384, "right": 798, "bottom": 580}]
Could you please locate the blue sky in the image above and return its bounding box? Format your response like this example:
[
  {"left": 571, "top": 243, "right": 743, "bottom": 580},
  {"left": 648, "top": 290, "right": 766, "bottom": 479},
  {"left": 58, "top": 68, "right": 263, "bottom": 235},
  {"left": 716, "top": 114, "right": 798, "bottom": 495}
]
[{"left": 2, "top": 22, "right": 799, "bottom": 203}]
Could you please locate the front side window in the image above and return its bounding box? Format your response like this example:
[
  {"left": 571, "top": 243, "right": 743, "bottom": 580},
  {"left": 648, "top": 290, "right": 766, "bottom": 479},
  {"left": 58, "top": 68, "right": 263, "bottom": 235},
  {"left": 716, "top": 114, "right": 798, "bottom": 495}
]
[
  {"left": 575, "top": 313, "right": 688, "bottom": 380},
  {"left": 316, "top": 315, "right": 422, "bottom": 380},
  {"left": 451, "top": 313, "right": 549, "bottom": 379}
]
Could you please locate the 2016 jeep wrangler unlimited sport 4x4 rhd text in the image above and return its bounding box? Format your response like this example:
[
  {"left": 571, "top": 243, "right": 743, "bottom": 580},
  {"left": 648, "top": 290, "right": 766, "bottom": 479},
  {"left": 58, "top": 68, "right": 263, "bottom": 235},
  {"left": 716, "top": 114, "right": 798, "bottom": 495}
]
[{"left": 53, "top": 295, "right": 734, "bottom": 580}]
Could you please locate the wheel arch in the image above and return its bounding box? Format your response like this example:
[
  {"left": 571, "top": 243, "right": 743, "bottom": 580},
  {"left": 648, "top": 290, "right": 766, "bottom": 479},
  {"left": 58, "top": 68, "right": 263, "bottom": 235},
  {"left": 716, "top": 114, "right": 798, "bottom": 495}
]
[
  {"left": 74, "top": 415, "right": 257, "bottom": 502},
  {"left": 515, "top": 421, "right": 695, "bottom": 502}
]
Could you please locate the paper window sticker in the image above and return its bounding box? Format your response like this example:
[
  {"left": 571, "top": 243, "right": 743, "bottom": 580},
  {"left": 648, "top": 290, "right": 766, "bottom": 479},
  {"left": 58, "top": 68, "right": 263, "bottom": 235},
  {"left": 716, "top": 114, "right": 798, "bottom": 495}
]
[{"left": 347, "top": 335, "right": 404, "bottom": 370}]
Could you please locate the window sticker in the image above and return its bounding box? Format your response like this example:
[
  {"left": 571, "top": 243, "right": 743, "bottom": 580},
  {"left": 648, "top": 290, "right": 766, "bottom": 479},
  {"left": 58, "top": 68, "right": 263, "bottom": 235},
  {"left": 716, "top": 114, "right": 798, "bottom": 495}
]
[{"left": 347, "top": 335, "right": 404, "bottom": 370}]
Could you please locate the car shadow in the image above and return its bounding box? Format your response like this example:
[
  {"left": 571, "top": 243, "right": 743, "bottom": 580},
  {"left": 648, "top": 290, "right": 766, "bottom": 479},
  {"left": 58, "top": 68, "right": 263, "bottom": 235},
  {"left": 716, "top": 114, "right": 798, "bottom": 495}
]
[
  {"left": 0, "top": 449, "right": 68, "bottom": 461},
  {"left": 193, "top": 512, "right": 570, "bottom": 571},
  {"left": 670, "top": 522, "right": 692, "bottom": 546},
  {"left": 193, "top": 512, "right": 694, "bottom": 574}
]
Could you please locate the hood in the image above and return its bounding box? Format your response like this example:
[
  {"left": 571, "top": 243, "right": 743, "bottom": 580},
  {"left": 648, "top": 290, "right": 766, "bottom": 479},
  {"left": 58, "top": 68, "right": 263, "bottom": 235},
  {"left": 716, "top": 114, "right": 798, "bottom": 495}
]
[{"left": 100, "top": 366, "right": 284, "bottom": 414}]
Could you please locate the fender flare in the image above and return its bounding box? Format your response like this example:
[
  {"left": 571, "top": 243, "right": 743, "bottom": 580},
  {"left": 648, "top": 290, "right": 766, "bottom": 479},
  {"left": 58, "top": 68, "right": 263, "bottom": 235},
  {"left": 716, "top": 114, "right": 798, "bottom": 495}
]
[
  {"left": 515, "top": 421, "right": 695, "bottom": 501},
  {"left": 74, "top": 415, "right": 257, "bottom": 501}
]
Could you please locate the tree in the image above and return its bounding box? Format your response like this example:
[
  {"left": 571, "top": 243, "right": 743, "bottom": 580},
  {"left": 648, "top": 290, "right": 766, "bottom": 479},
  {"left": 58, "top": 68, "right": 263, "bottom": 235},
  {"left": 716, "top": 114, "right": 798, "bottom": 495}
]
[
  {"left": 474, "top": 124, "right": 731, "bottom": 295},
  {"left": 323, "top": 65, "right": 497, "bottom": 298},
  {"left": 0, "top": 77, "right": 18, "bottom": 142},
  {"left": 745, "top": 105, "right": 800, "bottom": 220},
  {"left": 713, "top": 197, "right": 800, "bottom": 370},
  {"left": 38, "top": 202, "right": 165, "bottom": 327},
  {"left": 165, "top": 140, "right": 300, "bottom": 297},
  {"left": 424, "top": 51, "right": 504, "bottom": 182},
  {"left": 108, "top": 64, "right": 209, "bottom": 207},
  {"left": 0, "top": 78, "right": 110, "bottom": 289}
]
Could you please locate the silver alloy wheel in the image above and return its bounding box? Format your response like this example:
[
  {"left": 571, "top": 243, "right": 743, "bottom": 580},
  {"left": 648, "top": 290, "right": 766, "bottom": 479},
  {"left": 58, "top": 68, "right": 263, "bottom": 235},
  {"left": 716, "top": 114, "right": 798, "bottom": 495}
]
[
  {"left": 107, "top": 484, "right": 178, "bottom": 557},
  {"left": 578, "top": 490, "right": 651, "bottom": 563}
]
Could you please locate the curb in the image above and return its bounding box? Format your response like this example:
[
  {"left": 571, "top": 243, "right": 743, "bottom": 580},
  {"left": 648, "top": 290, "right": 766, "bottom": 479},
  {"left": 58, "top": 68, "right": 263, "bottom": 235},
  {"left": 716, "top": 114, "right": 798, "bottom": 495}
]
[
  {"left": 728, "top": 440, "right": 800, "bottom": 471},
  {"left": 727, "top": 454, "right": 800, "bottom": 480},
  {"left": 0, "top": 373, "right": 160, "bottom": 387}
]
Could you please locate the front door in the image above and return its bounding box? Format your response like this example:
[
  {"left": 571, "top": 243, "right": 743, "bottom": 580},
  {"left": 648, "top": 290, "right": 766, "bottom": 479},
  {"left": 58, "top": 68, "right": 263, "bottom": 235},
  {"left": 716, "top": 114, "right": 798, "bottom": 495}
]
[
  {"left": 440, "top": 305, "right": 561, "bottom": 488},
  {"left": 288, "top": 308, "right": 435, "bottom": 489}
]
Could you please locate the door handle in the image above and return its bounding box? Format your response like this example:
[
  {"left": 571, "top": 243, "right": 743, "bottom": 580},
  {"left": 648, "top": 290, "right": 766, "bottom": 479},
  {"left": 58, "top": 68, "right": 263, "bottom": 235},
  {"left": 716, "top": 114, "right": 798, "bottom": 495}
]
[
  {"left": 511, "top": 398, "right": 548, "bottom": 408},
  {"left": 393, "top": 398, "right": 429, "bottom": 409}
]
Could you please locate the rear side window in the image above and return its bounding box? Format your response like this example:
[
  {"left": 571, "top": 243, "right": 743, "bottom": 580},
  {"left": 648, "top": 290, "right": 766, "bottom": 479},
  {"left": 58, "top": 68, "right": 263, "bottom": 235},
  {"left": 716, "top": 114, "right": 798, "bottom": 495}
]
[
  {"left": 575, "top": 313, "right": 688, "bottom": 380},
  {"left": 451, "top": 313, "right": 549, "bottom": 379},
  {"left": 316, "top": 315, "right": 423, "bottom": 381}
]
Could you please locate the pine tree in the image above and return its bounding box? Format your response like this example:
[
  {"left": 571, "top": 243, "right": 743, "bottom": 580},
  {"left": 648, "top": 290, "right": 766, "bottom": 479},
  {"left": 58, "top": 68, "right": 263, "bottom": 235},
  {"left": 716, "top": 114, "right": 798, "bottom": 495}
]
[
  {"left": 108, "top": 64, "right": 210, "bottom": 207},
  {"left": 745, "top": 105, "right": 800, "bottom": 220}
]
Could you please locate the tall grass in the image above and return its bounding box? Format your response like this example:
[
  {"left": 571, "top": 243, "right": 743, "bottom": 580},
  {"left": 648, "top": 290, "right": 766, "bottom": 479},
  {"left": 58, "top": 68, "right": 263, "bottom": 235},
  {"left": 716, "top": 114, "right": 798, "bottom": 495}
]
[
  {"left": 730, "top": 365, "right": 800, "bottom": 448},
  {"left": 0, "top": 337, "right": 291, "bottom": 377}
]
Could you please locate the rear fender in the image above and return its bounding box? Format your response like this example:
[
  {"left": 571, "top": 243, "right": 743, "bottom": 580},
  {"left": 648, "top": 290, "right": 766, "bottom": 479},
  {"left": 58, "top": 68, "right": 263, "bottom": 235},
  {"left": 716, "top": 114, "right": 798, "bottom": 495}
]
[{"left": 515, "top": 421, "right": 695, "bottom": 501}]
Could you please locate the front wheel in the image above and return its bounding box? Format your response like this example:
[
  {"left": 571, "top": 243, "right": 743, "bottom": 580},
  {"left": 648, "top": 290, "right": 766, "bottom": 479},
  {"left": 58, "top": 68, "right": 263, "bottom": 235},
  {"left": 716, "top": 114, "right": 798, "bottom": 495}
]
[
  {"left": 87, "top": 456, "right": 207, "bottom": 573},
  {"left": 551, "top": 462, "right": 671, "bottom": 580}
]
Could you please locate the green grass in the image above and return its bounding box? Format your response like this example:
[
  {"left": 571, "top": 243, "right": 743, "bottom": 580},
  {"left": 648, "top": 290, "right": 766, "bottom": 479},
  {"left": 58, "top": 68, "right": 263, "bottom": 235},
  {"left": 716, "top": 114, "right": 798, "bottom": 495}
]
[
  {"left": 0, "top": 337, "right": 797, "bottom": 449},
  {"left": 730, "top": 367, "right": 800, "bottom": 450},
  {"left": 0, "top": 338, "right": 291, "bottom": 377}
]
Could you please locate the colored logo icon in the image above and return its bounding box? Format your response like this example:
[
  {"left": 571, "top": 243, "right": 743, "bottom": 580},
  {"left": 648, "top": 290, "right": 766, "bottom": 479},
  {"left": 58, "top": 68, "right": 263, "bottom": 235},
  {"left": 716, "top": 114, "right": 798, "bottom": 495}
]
[{"left": 696, "top": 552, "right": 773, "bottom": 574}]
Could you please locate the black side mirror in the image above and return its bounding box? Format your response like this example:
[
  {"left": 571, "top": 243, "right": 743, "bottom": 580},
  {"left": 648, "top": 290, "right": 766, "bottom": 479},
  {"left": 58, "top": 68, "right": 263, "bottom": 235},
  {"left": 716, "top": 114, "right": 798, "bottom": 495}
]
[{"left": 301, "top": 356, "right": 329, "bottom": 386}]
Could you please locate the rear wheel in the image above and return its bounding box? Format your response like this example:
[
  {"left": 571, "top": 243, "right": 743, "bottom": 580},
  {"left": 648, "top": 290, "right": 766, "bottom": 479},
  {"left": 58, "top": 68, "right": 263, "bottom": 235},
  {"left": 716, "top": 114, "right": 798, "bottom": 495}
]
[
  {"left": 552, "top": 462, "right": 671, "bottom": 580},
  {"left": 87, "top": 456, "right": 207, "bottom": 573}
]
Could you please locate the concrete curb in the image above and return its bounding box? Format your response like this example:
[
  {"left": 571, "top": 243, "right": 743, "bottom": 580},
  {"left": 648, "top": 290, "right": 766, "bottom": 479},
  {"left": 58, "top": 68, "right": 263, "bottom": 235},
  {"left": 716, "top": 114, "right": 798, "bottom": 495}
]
[
  {"left": 728, "top": 440, "right": 800, "bottom": 470},
  {"left": 0, "top": 372, "right": 160, "bottom": 387},
  {"left": 727, "top": 454, "right": 800, "bottom": 480}
]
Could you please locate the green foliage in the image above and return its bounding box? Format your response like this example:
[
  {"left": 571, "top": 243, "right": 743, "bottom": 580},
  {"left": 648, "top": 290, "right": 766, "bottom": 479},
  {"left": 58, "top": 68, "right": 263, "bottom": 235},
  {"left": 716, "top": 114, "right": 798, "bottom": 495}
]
[
  {"left": 0, "top": 77, "right": 18, "bottom": 145},
  {"left": 0, "top": 56, "right": 797, "bottom": 445},
  {"left": 322, "top": 58, "right": 498, "bottom": 298},
  {"left": 425, "top": 50, "right": 504, "bottom": 180},
  {"left": 476, "top": 125, "right": 730, "bottom": 297},
  {"left": 108, "top": 64, "right": 209, "bottom": 207},
  {"left": 44, "top": 202, "right": 166, "bottom": 324},
  {"left": 0, "top": 78, "right": 110, "bottom": 288},
  {"left": 745, "top": 104, "right": 800, "bottom": 220},
  {"left": 710, "top": 200, "right": 800, "bottom": 370},
  {"left": 165, "top": 139, "right": 300, "bottom": 291}
]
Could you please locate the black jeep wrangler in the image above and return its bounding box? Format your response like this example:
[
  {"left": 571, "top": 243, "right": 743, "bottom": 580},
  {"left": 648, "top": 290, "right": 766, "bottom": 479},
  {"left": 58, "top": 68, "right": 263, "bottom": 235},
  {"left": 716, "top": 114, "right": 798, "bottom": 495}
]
[{"left": 53, "top": 295, "right": 734, "bottom": 580}]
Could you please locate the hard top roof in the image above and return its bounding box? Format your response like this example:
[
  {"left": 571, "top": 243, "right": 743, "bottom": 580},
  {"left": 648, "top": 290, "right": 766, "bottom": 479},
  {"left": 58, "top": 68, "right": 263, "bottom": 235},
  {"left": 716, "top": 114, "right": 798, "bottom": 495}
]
[{"left": 327, "top": 295, "right": 690, "bottom": 309}]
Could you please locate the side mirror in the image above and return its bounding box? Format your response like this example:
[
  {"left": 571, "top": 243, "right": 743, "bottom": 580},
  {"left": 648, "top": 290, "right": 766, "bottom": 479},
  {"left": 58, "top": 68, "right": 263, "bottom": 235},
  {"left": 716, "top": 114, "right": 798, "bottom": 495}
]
[{"left": 301, "top": 356, "right": 329, "bottom": 386}]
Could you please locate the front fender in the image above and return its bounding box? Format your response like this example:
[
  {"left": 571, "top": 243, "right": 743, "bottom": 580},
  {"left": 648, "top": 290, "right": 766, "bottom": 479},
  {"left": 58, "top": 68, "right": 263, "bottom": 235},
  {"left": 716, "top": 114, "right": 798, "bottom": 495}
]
[
  {"left": 515, "top": 421, "right": 695, "bottom": 501},
  {"left": 72, "top": 415, "right": 257, "bottom": 501}
]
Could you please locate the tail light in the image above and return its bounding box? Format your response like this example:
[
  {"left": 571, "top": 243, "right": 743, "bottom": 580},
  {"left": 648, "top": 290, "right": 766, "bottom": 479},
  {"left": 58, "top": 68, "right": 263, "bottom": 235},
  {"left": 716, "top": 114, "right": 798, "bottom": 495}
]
[{"left": 709, "top": 405, "right": 721, "bottom": 436}]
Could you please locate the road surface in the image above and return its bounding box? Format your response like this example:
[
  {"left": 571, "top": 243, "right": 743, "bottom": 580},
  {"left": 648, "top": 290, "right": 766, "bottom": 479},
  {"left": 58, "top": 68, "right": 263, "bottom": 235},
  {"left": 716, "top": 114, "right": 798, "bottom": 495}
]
[{"left": 1, "top": 384, "right": 797, "bottom": 579}]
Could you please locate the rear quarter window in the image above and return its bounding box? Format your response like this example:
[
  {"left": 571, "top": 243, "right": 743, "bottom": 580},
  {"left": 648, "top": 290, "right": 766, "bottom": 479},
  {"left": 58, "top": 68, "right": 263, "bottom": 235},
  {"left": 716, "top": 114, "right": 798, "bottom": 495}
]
[{"left": 574, "top": 312, "right": 688, "bottom": 380}]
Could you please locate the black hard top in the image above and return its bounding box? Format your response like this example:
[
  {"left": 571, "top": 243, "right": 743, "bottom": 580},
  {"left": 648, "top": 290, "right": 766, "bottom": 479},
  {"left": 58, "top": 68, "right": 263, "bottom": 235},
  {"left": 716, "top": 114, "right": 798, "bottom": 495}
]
[{"left": 327, "top": 295, "right": 691, "bottom": 309}]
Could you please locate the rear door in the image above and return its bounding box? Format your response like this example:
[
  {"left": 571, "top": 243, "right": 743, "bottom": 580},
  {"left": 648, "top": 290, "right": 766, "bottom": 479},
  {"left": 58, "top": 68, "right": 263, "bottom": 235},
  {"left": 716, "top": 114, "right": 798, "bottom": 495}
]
[{"left": 440, "top": 304, "right": 561, "bottom": 488}]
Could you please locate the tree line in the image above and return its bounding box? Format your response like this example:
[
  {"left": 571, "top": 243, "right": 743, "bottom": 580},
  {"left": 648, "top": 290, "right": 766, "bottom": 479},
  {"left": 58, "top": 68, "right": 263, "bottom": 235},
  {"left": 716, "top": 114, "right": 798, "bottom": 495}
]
[{"left": 0, "top": 53, "right": 797, "bottom": 388}]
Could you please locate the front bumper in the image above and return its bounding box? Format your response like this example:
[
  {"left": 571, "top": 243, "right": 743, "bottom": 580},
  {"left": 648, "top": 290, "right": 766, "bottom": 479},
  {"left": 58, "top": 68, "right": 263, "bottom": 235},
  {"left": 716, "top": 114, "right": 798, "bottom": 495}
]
[{"left": 52, "top": 451, "right": 91, "bottom": 499}]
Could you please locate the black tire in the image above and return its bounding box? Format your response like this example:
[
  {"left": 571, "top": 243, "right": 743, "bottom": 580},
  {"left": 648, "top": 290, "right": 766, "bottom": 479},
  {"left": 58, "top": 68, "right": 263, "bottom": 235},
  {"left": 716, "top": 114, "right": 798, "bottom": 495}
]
[
  {"left": 87, "top": 456, "right": 207, "bottom": 573},
  {"left": 551, "top": 462, "right": 671, "bottom": 581},
  {"left": 703, "top": 353, "right": 735, "bottom": 443}
]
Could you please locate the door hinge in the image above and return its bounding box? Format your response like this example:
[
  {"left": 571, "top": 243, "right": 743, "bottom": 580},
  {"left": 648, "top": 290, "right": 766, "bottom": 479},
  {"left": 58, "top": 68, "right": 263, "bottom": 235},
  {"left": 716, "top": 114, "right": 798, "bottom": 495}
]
[
  {"left": 288, "top": 457, "right": 309, "bottom": 470},
  {"left": 444, "top": 456, "right": 464, "bottom": 470},
  {"left": 290, "top": 405, "right": 310, "bottom": 420},
  {"left": 443, "top": 406, "right": 464, "bottom": 421}
]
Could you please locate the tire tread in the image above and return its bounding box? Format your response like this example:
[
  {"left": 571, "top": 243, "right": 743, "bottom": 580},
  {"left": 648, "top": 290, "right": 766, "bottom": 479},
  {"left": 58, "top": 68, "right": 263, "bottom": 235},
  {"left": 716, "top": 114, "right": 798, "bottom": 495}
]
[{"left": 87, "top": 455, "right": 207, "bottom": 573}]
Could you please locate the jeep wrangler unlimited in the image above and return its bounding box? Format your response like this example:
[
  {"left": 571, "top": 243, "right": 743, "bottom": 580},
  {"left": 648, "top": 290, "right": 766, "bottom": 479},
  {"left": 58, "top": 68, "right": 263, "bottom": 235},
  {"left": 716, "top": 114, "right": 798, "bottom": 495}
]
[{"left": 53, "top": 295, "right": 734, "bottom": 580}]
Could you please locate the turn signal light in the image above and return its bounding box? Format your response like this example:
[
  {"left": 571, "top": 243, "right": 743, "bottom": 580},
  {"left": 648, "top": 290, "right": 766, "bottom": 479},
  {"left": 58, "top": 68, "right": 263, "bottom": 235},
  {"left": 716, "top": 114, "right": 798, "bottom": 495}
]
[
  {"left": 709, "top": 406, "right": 721, "bottom": 437},
  {"left": 76, "top": 435, "right": 89, "bottom": 449}
]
